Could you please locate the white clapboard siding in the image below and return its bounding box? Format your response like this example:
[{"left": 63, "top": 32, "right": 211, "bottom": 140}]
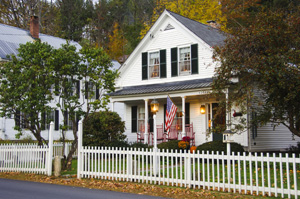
[
  {"left": 251, "top": 124, "right": 300, "bottom": 151},
  {"left": 116, "top": 16, "right": 216, "bottom": 88}
]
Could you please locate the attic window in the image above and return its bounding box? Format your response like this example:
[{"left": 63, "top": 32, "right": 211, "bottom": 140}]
[{"left": 164, "top": 24, "right": 175, "bottom": 31}]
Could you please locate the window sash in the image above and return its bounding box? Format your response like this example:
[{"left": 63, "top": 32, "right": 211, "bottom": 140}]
[
  {"left": 179, "top": 47, "right": 191, "bottom": 75},
  {"left": 149, "top": 52, "right": 160, "bottom": 78}
]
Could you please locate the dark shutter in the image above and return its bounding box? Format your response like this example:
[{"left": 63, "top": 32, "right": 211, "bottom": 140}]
[
  {"left": 76, "top": 80, "right": 80, "bottom": 97},
  {"left": 96, "top": 86, "right": 99, "bottom": 99},
  {"left": 160, "top": 49, "right": 166, "bottom": 78},
  {"left": 85, "top": 82, "right": 88, "bottom": 99},
  {"left": 171, "top": 47, "right": 178, "bottom": 77},
  {"left": 191, "top": 44, "right": 198, "bottom": 74},
  {"left": 15, "top": 110, "right": 20, "bottom": 127},
  {"left": 55, "top": 110, "right": 59, "bottom": 130},
  {"left": 41, "top": 112, "right": 46, "bottom": 130},
  {"left": 142, "top": 52, "right": 148, "bottom": 80},
  {"left": 185, "top": 103, "right": 190, "bottom": 125},
  {"left": 148, "top": 106, "right": 153, "bottom": 132},
  {"left": 131, "top": 106, "right": 137, "bottom": 132}
]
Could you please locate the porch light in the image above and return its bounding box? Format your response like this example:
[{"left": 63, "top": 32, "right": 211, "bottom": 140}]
[
  {"left": 200, "top": 105, "right": 206, "bottom": 114},
  {"left": 150, "top": 99, "right": 159, "bottom": 113},
  {"left": 222, "top": 129, "right": 234, "bottom": 143}
]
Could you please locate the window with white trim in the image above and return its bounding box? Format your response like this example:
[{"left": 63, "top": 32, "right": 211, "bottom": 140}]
[
  {"left": 149, "top": 51, "right": 160, "bottom": 78},
  {"left": 138, "top": 107, "right": 145, "bottom": 132},
  {"left": 179, "top": 47, "right": 191, "bottom": 75}
]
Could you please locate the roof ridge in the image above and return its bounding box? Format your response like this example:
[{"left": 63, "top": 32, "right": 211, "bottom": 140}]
[{"left": 165, "top": 9, "right": 219, "bottom": 31}]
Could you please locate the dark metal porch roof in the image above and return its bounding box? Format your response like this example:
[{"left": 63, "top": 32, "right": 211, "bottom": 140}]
[{"left": 110, "top": 78, "right": 213, "bottom": 97}]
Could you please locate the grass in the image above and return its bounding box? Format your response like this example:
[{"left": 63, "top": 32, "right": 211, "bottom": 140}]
[{"left": 63, "top": 156, "right": 299, "bottom": 198}]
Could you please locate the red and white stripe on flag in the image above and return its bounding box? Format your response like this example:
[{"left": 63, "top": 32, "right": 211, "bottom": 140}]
[{"left": 165, "top": 96, "right": 177, "bottom": 131}]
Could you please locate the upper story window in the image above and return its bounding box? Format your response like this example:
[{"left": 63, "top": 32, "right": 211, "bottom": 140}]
[
  {"left": 179, "top": 47, "right": 191, "bottom": 75},
  {"left": 142, "top": 50, "right": 166, "bottom": 80},
  {"left": 149, "top": 52, "right": 160, "bottom": 78},
  {"left": 171, "top": 44, "right": 198, "bottom": 77}
]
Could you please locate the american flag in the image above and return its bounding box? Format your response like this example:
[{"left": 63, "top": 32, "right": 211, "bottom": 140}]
[{"left": 165, "top": 96, "right": 177, "bottom": 132}]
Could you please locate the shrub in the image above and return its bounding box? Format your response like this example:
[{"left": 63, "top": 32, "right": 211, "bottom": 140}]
[
  {"left": 287, "top": 142, "right": 300, "bottom": 153},
  {"left": 83, "top": 111, "right": 126, "bottom": 147},
  {"left": 157, "top": 140, "right": 180, "bottom": 151},
  {"left": 130, "top": 142, "right": 150, "bottom": 149},
  {"left": 196, "top": 141, "right": 244, "bottom": 154}
]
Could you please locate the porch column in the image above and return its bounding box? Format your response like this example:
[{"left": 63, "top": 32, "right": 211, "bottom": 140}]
[
  {"left": 144, "top": 99, "right": 149, "bottom": 144},
  {"left": 182, "top": 96, "right": 186, "bottom": 138}
]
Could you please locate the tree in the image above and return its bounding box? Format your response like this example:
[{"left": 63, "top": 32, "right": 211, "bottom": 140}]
[
  {"left": 107, "top": 22, "right": 128, "bottom": 60},
  {"left": 83, "top": 111, "right": 126, "bottom": 147},
  {"left": 53, "top": 43, "right": 118, "bottom": 169},
  {"left": 213, "top": 3, "right": 300, "bottom": 136},
  {"left": 140, "top": 0, "right": 227, "bottom": 39},
  {"left": 57, "top": 0, "right": 94, "bottom": 42},
  {"left": 0, "top": 40, "right": 55, "bottom": 145}
]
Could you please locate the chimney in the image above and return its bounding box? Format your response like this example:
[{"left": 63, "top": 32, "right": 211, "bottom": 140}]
[
  {"left": 30, "top": 16, "right": 39, "bottom": 39},
  {"left": 207, "top": 20, "right": 218, "bottom": 29}
]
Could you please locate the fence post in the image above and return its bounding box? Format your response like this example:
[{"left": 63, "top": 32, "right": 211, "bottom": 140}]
[
  {"left": 77, "top": 120, "right": 83, "bottom": 179},
  {"left": 47, "top": 121, "right": 54, "bottom": 176}
]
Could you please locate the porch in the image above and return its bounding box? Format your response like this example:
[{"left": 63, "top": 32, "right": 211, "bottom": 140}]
[
  {"left": 137, "top": 123, "right": 195, "bottom": 146},
  {"left": 109, "top": 78, "right": 237, "bottom": 146}
]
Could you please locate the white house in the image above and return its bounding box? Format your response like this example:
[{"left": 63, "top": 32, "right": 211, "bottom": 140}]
[
  {"left": 109, "top": 10, "right": 300, "bottom": 151},
  {"left": 0, "top": 17, "right": 121, "bottom": 141}
]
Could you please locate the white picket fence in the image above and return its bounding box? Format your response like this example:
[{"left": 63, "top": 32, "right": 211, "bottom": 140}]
[
  {"left": 0, "top": 122, "right": 54, "bottom": 175},
  {"left": 53, "top": 142, "right": 77, "bottom": 158},
  {"left": 76, "top": 122, "right": 300, "bottom": 199},
  {"left": 77, "top": 147, "right": 299, "bottom": 198}
]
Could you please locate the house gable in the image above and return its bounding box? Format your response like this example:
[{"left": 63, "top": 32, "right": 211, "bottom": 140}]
[{"left": 116, "top": 10, "right": 225, "bottom": 89}]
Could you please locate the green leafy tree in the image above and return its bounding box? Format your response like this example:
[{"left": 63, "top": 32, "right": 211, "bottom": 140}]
[
  {"left": 0, "top": 40, "right": 55, "bottom": 145},
  {"left": 53, "top": 43, "right": 118, "bottom": 169},
  {"left": 213, "top": 3, "right": 300, "bottom": 136},
  {"left": 83, "top": 111, "right": 126, "bottom": 147}
]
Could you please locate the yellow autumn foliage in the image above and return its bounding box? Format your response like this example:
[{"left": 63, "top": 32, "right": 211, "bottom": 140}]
[
  {"left": 140, "top": 0, "right": 228, "bottom": 39},
  {"left": 108, "top": 22, "right": 128, "bottom": 60}
]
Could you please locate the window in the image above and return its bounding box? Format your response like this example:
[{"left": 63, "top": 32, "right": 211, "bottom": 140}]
[
  {"left": 42, "top": 110, "right": 57, "bottom": 130},
  {"left": 171, "top": 44, "right": 198, "bottom": 77},
  {"left": 142, "top": 50, "right": 166, "bottom": 80},
  {"left": 45, "top": 111, "right": 55, "bottom": 130},
  {"left": 85, "top": 81, "right": 99, "bottom": 99},
  {"left": 64, "top": 111, "right": 78, "bottom": 130},
  {"left": 149, "top": 52, "right": 160, "bottom": 78},
  {"left": 138, "top": 107, "right": 145, "bottom": 132},
  {"left": 15, "top": 111, "right": 32, "bottom": 129},
  {"left": 70, "top": 80, "right": 80, "bottom": 97},
  {"left": 179, "top": 47, "right": 191, "bottom": 75}
]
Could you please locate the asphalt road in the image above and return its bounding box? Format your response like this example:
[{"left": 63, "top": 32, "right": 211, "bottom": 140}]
[{"left": 0, "top": 178, "right": 169, "bottom": 199}]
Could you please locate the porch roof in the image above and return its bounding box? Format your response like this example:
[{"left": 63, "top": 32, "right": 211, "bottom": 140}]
[{"left": 109, "top": 78, "right": 213, "bottom": 96}]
